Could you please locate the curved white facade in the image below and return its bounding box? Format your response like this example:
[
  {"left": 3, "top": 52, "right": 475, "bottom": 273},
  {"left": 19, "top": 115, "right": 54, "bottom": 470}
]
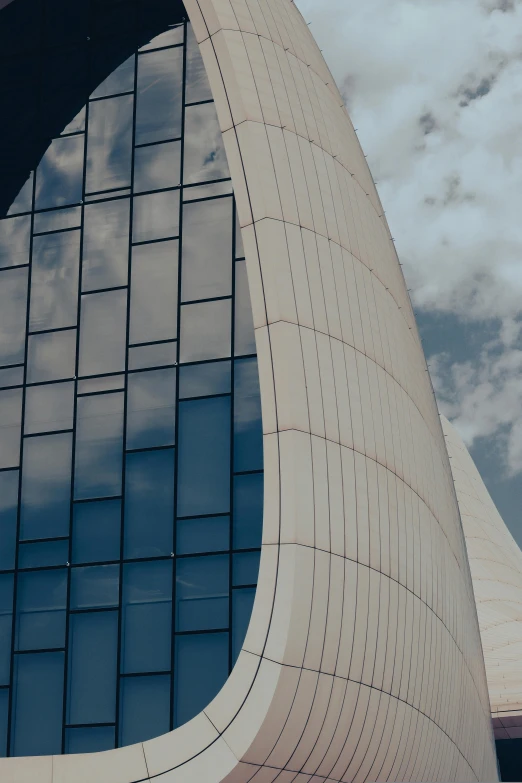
[
  {"left": 0, "top": 0, "right": 498, "bottom": 780},
  {"left": 442, "top": 415, "right": 522, "bottom": 737}
]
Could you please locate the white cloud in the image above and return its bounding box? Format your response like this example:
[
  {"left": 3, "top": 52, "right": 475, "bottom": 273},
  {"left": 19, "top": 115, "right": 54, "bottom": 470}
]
[{"left": 297, "top": 0, "right": 522, "bottom": 474}]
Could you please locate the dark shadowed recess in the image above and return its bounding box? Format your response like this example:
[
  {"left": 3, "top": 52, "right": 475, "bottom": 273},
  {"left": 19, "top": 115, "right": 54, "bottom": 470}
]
[
  {"left": 0, "top": 0, "right": 186, "bottom": 217},
  {"left": 496, "top": 739, "right": 522, "bottom": 782}
]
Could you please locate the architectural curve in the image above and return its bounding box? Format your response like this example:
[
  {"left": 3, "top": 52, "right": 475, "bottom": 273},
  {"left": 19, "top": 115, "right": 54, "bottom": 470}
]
[
  {"left": 0, "top": 0, "right": 498, "bottom": 781},
  {"left": 442, "top": 416, "right": 522, "bottom": 729}
]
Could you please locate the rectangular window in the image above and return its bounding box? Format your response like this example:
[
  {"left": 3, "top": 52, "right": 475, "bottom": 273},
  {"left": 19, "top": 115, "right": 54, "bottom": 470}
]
[
  {"left": 0, "top": 388, "right": 22, "bottom": 469},
  {"left": 11, "top": 652, "right": 65, "bottom": 757},
  {"left": 0, "top": 366, "right": 23, "bottom": 389},
  {"left": 30, "top": 230, "right": 80, "bottom": 332},
  {"left": 233, "top": 473, "right": 263, "bottom": 551},
  {"left": 86, "top": 94, "right": 134, "bottom": 193},
  {"left": 179, "top": 299, "right": 231, "bottom": 364},
  {"left": 232, "top": 588, "right": 256, "bottom": 664},
  {"left": 134, "top": 141, "right": 181, "bottom": 193},
  {"left": 35, "top": 135, "right": 84, "bottom": 210},
  {"left": 121, "top": 560, "right": 172, "bottom": 674},
  {"left": 65, "top": 725, "right": 115, "bottom": 755},
  {"left": 82, "top": 198, "right": 130, "bottom": 291},
  {"left": 135, "top": 47, "right": 183, "bottom": 144},
  {"left": 177, "top": 396, "right": 231, "bottom": 517},
  {"left": 124, "top": 449, "right": 175, "bottom": 559},
  {"left": 67, "top": 611, "right": 118, "bottom": 725},
  {"left": 24, "top": 381, "right": 74, "bottom": 435},
  {"left": 129, "top": 240, "right": 178, "bottom": 345},
  {"left": 119, "top": 674, "right": 170, "bottom": 747},
  {"left": 20, "top": 432, "right": 73, "bottom": 540},
  {"left": 173, "top": 632, "right": 228, "bottom": 728},
  {"left": 70, "top": 565, "right": 120, "bottom": 610},
  {"left": 15, "top": 569, "right": 67, "bottom": 651},
  {"left": 0, "top": 574, "right": 14, "bottom": 686},
  {"left": 0, "top": 471, "right": 18, "bottom": 570},
  {"left": 234, "top": 358, "right": 263, "bottom": 473},
  {"left": 185, "top": 24, "right": 212, "bottom": 105},
  {"left": 79, "top": 289, "right": 127, "bottom": 377},
  {"left": 27, "top": 329, "right": 76, "bottom": 384},
  {"left": 132, "top": 189, "right": 180, "bottom": 244},
  {"left": 72, "top": 499, "right": 121, "bottom": 565},
  {"left": 176, "top": 515, "right": 229, "bottom": 556},
  {"left": 234, "top": 260, "right": 256, "bottom": 357},
  {"left": 126, "top": 368, "right": 176, "bottom": 451},
  {"left": 128, "top": 342, "right": 177, "bottom": 371},
  {"left": 0, "top": 215, "right": 31, "bottom": 269},
  {"left": 183, "top": 102, "right": 229, "bottom": 185},
  {"left": 175, "top": 555, "right": 229, "bottom": 632},
  {"left": 77, "top": 374, "right": 125, "bottom": 395},
  {"left": 233, "top": 552, "right": 261, "bottom": 587},
  {"left": 18, "top": 540, "right": 68, "bottom": 570},
  {"left": 74, "top": 392, "right": 124, "bottom": 500},
  {"left": 0, "top": 267, "right": 28, "bottom": 367},
  {"left": 179, "top": 361, "right": 230, "bottom": 400},
  {"left": 33, "top": 206, "right": 81, "bottom": 235},
  {"left": 181, "top": 198, "right": 233, "bottom": 303}
]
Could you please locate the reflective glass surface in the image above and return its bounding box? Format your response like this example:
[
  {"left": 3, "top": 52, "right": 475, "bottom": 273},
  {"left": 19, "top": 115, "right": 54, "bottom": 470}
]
[{"left": 0, "top": 1, "right": 263, "bottom": 757}]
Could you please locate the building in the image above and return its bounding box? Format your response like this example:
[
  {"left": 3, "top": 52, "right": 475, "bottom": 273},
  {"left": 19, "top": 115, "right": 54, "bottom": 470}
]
[
  {"left": 0, "top": 0, "right": 499, "bottom": 781},
  {"left": 442, "top": 416, "right": 522, "bottom": 783}
]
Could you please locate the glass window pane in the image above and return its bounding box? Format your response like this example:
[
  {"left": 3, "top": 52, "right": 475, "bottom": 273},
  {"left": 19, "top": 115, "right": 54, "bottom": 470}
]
[
  {"left": 0, "top": 388, "right": 22, "bottom": 468},
  {"left": 130, "top": 240, "right": 178, "bottom": 344},
  {"left": 74, "top": 392, "right": 124, "bottom": 500},
  {"left": 183, "top": 180, "right": 232, "bottom": 203},
  {"left": 233, "top": 473, "right": 263, "bottom": 550},
  {"left": 20, "top": 433, "right": 72, "bottom": 540},
  {"left": 33, "top": 206, "right": 81, "bottom": 235},
  {"left": 0, "top": 689, "right": 8, "bottom": 757},
  {"left": 234, "top": 261, "right": 256, "bottom": 357},
  {"left": 61, "top": 107, "right": 86, "bottom": 136},
  {"left": 77, "top": 374, "right": 125, "bottom": 395},
  {"left": 35, "top": 135, "right": 84, "bottom": 210},
  {"left": 18, "top": 540, "right": 68, "bottom": 570},
  {"left": 179, "top": 300, "right": 231, "bottom": 364},
  {"left": 79, "top": 289, "right": 127, "bottom": 377},
  {"left": 30, "top": 230, "right": 80, "bottom": 332},
  {"left": 232, "top": 588, "right": 255, "bottom": 664},
  {"left": 126, "top": 368, "right": 176, "bottom": 451},
  {"left": 175, "top": 555, "right": 229, "bottom": 632},
  {"left": 132, "top": 189, "right": 180, "bottom": 243},
  {"left": 82, "top": 199, "right": 130, "bottom": 291},
  {"left": 119, "top": 675, "right": 170, "bottom": 747},
  {"left": 174, "top": 633, "right": 228, "bottom": 728},
  {"left": 24, "top": 382, "right": 74, "bottom": 435},
  {"left": 179, "top": 361, "right": 230, "bottom": 400},
  {"left": 233, "top": 552, "right": 260, "bottom": 587},
  {"left": 0, "top": 471, "right": 18, "bottom": 570},
  {"left": 86, "top": 95, "right": 133, "bottom": 193},
  {"left": 181, "top": 198, "right": 232, "bottom": 303},
  {"left": 0, "top": 215, "right": 30, "bottom": 268},
  {"left": 185, "top": 24, "right": 212, "bottom": 104},
  {"left": 128, "top": 342, "right": 177, "bottom": 371},
  {"left": 176, "top": 516, "right": 229, "bottom": 556},
  {"left": 27, "top": 329, "right": 76, "bottom": 384},
  {"left": 11, "top": 652, "right": 64, "bottom": 757},
  {"left": 67, "top": 611, "right": 118, "bottom": 725},
  {"left": 234, "top": 358, "right": 263, "bottom": 473},
  {"left": 0, "top": 366, "right": 23, "bottom": 388},
  {"left": 16, "top": 569, "right": 67, "bottom": 651},
  {"left": 136, "top": 47, "right": 183, "bottom": 144},
  {"left": 124, "top": 449, "right": 174, "bottom": 559},
  {"left": 70, "top": 565, "right": 119, "bottom": 610},
  {"left": 91, "top": 54, "right": 135, "bottom": 99},
  {"left": 0, "top": 574, "right": 14, "bottom": 685},
  {"left": 121, "top": 561, "right": 172, "bottom": 673},
  {"left": 184, "top": 103, "right": 229, "bottom": 185},
  {"left": 72, "top": 499, "right": 121, "bottom": 564},
  {"left": 66, "top": 726, "right": 115, "bottom": 755},
  {"left": 134, "top": 141, "right": 181, "bottom": 193},
  {"left": 0, "top": 267, "right": 28, "bottom": 367},
  {"left": 177, "top": 397, "right": 231, "bottom": 518}
]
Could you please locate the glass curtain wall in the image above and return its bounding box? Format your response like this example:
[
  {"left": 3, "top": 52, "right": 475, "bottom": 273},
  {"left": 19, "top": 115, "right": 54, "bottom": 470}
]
[{"left": 0, "top": 0, "right": 263, "bottom": 757}]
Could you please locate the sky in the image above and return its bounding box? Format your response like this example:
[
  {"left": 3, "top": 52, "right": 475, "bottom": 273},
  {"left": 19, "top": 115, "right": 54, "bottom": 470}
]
[{"left": 297, "top": 0, "right": 522, "bottom": 546}]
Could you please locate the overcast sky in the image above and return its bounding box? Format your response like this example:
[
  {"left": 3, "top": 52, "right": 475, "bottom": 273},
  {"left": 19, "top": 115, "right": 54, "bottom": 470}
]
[{"left": 297, "top": 0, "right": 522, "bottom": 545}]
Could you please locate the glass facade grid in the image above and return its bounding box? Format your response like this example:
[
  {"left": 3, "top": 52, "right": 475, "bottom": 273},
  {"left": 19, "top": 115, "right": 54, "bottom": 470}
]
[{"left": 0, "top": 0, "right": 263, "bottom": 757}]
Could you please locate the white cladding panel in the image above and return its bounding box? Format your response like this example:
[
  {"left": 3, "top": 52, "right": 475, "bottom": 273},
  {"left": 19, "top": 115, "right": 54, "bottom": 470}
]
[{"left": 0, "top": 0, "right": 498, "bottom": 780}]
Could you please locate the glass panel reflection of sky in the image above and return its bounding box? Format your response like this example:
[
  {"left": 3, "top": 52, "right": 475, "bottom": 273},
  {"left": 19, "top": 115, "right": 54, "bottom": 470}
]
[{"left": 0, "top": 0, "right": 262, "bottom": 758}]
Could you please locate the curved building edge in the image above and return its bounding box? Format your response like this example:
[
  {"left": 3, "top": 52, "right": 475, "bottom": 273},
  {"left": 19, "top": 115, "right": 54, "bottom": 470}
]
[
  {"left": 0, "top": 0, "right": 498, "bottom": 781},
  {"left": 442, "top": 416, "right": 522, "bottom": 730}
]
